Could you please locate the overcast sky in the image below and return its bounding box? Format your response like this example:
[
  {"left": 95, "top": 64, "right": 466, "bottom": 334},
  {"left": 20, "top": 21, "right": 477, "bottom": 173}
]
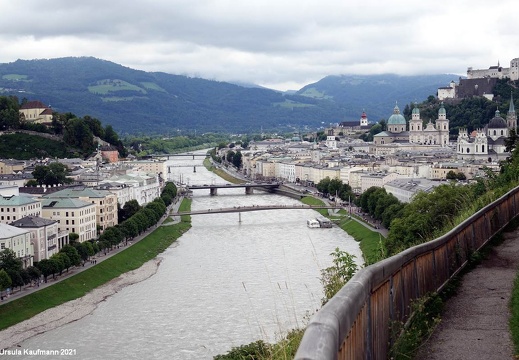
[{"left": 1, "top": 1, "right": 518, "bottom": 91}]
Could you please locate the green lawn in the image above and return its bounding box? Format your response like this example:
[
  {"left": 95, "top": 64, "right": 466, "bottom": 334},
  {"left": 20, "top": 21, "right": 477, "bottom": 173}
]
[
  {"left": 88, "top": 79, "right": 146, "bottom": 95},
  {"left": 338, "top": 217, "right": 385, "bottom": 265},
  {"left": 0, "top": 199, "right": 192, "bottom": 331},
  {"left": 203, "top": 158, "right": 245, "bottom": 184}
]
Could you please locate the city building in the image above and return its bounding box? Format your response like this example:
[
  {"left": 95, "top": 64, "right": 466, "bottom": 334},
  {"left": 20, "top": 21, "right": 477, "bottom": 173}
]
[
  {"left": 10, "top": 216, "right": 68, "bottom": 262},
  {"left": 384, "top": 178, "right": 439, "bottom": 203},
  {"left": 0, "top": 194, "right": 42, "bottom": 224},
  {"left": 0, "top": 223, "right": 33, "bottom": 268},
  {"left": 40, "top": 198, "right": 97, "bottom": 243},
  {"left": 99, "top": 172, "right": 161, "bottom": 205},
  {"left": 42, "top": 187, "right": 118, "bottom": 232}
]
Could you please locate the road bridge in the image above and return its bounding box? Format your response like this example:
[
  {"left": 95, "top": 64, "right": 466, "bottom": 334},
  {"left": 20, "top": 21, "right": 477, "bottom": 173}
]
[
  {"left": 149, "top": 153, "right": 210, "bottom": 160},
  {"left": 187, "top": 182, "right": 280, "bottom": 195},
  {"left": 167, "top": 164, "right": 203, "bottom": 173}
]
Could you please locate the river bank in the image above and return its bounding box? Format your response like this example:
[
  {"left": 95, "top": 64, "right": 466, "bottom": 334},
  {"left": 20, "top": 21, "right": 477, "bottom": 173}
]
[
  {"left": 0, "top": 258, "right": 162, "bottom": 349},
  {"left": 0, "top": 198, "right": 191, "bottom": 349}
]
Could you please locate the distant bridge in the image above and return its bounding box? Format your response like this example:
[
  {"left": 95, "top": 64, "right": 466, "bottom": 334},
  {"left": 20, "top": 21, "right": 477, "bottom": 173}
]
[
  {"left": 171, "top": 204, "right": 341, "bottom": 216},
  {"left": 150, "top": 153, "right": 210, "bottom": 160},
  {"left": 167, "top": 165, "right": 203, "bottom": 173},
  {"left": 187, "top": 182, "right": 280, "bottom": 195}
]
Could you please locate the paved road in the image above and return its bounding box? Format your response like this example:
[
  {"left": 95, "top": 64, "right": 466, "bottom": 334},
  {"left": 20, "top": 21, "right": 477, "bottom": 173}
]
[
  {"left": 414, "top": 229, "right": 519, "bottom": 359},
  {"left": 0, "top": 198, "right": 183, "bottom": 305}
]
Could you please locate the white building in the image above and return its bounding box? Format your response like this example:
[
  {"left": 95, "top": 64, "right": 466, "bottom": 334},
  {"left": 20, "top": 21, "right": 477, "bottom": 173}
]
[
  {"left": 384, "top": 178, "right": 439, "bottom": 203},
  {"left": 360, "top": 172, "right": 400, "bottom": 193},
  {"left": 0, "top": 223, "right": 33, "bottom": 268},
  {"left": 42, "top": 187, "right": 118, "bottom": 232},
  {"left": 41, "top": 198, "right": 97, "bottom": 243},
  {"left": 457, "top": 99, "right": 516, "bottom": 161},
  {"left": 0, "top": 195, "right": 42, "bottom": 224},
  {"left": 99, "top": 173, "right": 161, "bottom": 206},
  {"left": 10, "top": 216, "right": 67, "bottom": 262}
]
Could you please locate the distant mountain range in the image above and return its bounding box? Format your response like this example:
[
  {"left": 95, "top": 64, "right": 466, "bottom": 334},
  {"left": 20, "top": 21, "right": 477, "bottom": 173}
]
[{"left": 0, "top": 57, "right": 458, "bottom": 135}]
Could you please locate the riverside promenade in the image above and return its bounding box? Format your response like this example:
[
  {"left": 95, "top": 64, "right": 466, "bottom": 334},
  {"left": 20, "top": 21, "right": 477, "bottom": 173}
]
[{"left": 0, "top": 197, "right": 183, "bottom": 306}]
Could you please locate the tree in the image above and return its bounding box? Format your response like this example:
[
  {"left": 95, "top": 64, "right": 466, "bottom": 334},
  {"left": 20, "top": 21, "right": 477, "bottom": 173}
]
[
  {"left": 0, "top": 248, "right": 23, "bottom": 272},
  {"left": 119, "top": 199, "right": 141, "bottom": 222},
  {"left": 232, "top": 151, "right": 243, "bottom": 168},
  {"left": 63, "top": 117, "right": 95, "bottom": 154},
  {"left": 0, "top": 269, "right": 12, "bottom": 298},
  {"left": 69, "top": 232, "right": 79, "bottom": 244},
  {"left": 446, "top": 170, "right": 457, "bottom": 180},
  {"left": 53, "top": 253, "right": 71, "bottom": 274},
  {"left": 226, "top": 150, "right": 235, "bottom": 163},
  {"left": 32, "top": 162, "right": 72, "bottom": 186},
  {"left": 26, "top": 266, "right": 42, "bottom": 283},
  {"left": 0, "top": 95, "right": 21, "bottom": 130},
  {"left": 35, "top": 259, "right": 54, "bottom": 282},
  {"left": 320, "top": 248, "right": 358, "bottom": 305}
]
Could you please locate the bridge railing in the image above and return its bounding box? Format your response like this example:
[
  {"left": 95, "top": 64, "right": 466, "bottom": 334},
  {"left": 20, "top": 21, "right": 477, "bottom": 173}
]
[{"left": 295, "top": 185, "right": 519, "bottom": 360}]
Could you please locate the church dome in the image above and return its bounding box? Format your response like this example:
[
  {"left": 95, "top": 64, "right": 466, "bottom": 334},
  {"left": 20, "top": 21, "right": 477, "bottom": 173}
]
[
  {"left": 387, "top": 104, "right": 406, "bottom": 125},
  {"left": 438, "top": 102, "right": 446, "bottom": 116},
  {"left": 488, "top": 109, "right": 507, "bottom": 128},
  {"left": 412, "top": 106, "right": 420, "bottom": 115}
]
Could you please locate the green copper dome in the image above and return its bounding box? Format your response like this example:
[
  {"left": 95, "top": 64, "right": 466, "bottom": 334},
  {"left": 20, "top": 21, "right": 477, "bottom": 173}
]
[
  {"left": 438, "top": 102, "right": 446, "bottom": 116},
  {"left": 387, "top": 104, "right": 406, "bottom": 125},
  {"left": 412, "top": 106, "right": 420, "bottom": 115}
]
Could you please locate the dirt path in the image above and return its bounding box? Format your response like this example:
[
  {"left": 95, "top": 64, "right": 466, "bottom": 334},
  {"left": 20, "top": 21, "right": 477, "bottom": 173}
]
[{"left": 415, "top": 230, "right": 519, "bottom": 360}]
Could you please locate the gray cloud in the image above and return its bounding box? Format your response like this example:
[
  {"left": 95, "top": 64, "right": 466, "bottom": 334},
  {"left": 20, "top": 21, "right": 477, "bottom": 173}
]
[{"left": 1, "top": 0, "right": 518, "bottom": 90}]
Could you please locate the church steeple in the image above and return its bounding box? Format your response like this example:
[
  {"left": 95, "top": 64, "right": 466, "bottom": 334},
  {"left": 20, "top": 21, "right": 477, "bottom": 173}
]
[{"left": 507, "top": 92, "right": 517, "bottom": 130}]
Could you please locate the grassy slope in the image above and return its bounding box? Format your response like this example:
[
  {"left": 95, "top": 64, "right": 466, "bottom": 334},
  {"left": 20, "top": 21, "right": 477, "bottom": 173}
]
[{"left": 0, "top": 199, "right": 192, "bottom": 331}]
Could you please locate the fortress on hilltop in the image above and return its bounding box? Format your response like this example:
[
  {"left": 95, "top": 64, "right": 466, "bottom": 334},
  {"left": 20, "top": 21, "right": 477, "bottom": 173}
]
[{"left": 438, "top": 57, "right": 519, "bottom": 101}]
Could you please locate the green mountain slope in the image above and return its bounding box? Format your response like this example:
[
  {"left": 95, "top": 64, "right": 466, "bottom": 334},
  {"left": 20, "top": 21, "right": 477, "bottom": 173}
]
[
  {"left": 0, "top": 57, "right": 457, "bottom": 134},
  {"left": 298, "top": 74, "right": 460, "bottom": 121}
]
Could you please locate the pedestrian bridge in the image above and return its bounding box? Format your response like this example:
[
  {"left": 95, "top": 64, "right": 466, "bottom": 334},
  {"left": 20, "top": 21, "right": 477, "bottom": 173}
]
[{"left": 171, "top": 203, "right": 341, "bottom": 216}]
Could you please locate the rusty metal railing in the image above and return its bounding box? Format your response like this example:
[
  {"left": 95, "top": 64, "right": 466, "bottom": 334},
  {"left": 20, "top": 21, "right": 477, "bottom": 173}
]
[{"left": 295, "top": 186, "right": 519, "bottom": 360}]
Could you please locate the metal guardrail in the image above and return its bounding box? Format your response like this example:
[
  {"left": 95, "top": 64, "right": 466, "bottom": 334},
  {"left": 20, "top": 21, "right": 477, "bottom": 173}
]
[{"left": 295, "top": 186, "right": 519, "bottom": 360}]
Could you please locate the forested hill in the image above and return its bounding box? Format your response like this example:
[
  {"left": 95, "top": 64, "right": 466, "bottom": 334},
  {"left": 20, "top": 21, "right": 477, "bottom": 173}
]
[{"left": 0, "top": 57, "right": 456, "bottom": 134}]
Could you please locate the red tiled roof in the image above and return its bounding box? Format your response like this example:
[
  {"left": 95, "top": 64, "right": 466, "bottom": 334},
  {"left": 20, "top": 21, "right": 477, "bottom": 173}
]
[{"left": 20, "top": 100, "right": 50, "bottom": 110}]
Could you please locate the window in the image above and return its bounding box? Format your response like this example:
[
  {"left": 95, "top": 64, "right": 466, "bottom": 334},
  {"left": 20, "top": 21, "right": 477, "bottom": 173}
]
[{"left": 0, "top": 243, "right": 4, "bottom": 249}]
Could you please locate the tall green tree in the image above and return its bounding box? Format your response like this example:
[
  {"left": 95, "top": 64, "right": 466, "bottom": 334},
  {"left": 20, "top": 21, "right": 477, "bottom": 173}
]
[
  {"left": 0, "top": 269, "right": 12, "bottom": 297},
  {"left": 0, "top": 95, "right": 21, "bottom": 130},
  {"left": 32, "top": 162, "right": 72, "bottom": 186}
]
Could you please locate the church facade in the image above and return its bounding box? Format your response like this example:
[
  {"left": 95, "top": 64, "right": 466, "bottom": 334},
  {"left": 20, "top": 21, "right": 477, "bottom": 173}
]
[
  {"left": 373, "top": 103, "right": 450, "bottom": 147},
  {"left": 456, "top": 95, "right": 517, "bottom": 161}
]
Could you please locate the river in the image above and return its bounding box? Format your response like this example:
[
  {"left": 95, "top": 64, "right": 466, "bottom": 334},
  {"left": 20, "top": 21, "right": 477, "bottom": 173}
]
[{"left": 15, "top": 152, "right": 362, "bottom": 359}]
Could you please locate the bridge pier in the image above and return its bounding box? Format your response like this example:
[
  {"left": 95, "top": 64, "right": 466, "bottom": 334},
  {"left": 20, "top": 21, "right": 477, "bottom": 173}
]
[
  {"left": 210, "top": 187, "right": 218, "bottom": 196},
  {"left": 245, "top": 186, "right": 253, "bottom": 195}
]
